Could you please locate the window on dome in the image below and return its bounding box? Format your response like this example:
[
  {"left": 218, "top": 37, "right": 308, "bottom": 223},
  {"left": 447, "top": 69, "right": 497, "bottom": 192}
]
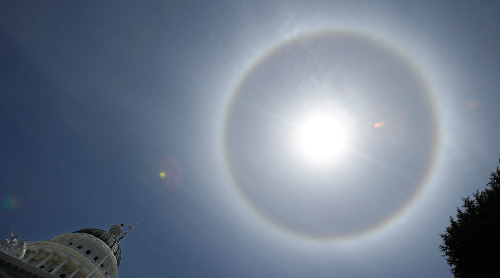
[
  {"left": 100, "top": 264, "right": 104, "bottom": 268},
  {"left": 94, "top": 256, "right": 99, "bottom": 261},
  {"left": 77, "top": 246, "right": 82, "bottom": 249},
  {"left": 59, "top": 275, "right": 66, "bottom": 278},
  {"left": 68, "top": 242, "right": 73, "bottom": 245},
  {"left": 86, "top": 250, "right": 91, "bottom": 255}
]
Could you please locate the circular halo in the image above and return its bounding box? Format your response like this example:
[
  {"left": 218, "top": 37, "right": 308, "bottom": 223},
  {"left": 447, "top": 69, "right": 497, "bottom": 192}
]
[{"left": 223, "top": 30, "right": 440, "bottom": 241}]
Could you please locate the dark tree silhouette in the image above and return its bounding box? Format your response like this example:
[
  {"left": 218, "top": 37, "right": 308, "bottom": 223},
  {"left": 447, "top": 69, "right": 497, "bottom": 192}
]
[{"left": 440, "top": 160, "right": 500, "bottom": 278}]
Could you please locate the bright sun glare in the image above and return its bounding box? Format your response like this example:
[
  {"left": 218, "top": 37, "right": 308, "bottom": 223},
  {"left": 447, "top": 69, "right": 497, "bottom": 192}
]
[{"left": 295, "top": 112, "right": 350, "bottom": 165}]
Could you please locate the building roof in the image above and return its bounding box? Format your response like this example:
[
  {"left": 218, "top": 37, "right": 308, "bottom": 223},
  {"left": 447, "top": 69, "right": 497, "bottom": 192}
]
[{"left": 0, "top": 251, "right": 58, "bottom": 278}]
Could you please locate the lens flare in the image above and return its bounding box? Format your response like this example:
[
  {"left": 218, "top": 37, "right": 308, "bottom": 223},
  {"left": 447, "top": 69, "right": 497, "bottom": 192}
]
[
  {"left": 466, "top": 100, "right": 478, "bottom": 110},
  {"left": 3, "top": 196, "right": 19, "bottom": 210},
  {"left": 159, "top": 157, "right": 183, "bottom": 191}
]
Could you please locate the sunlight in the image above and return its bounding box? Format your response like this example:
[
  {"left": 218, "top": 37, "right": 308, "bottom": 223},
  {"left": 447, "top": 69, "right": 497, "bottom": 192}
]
[{"left": 294, "top": 112, "right": 350, "bottom": 165}]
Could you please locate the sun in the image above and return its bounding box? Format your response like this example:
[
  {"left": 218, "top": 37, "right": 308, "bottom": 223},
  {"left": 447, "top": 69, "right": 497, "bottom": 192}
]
[{"left": 294, "top": 112, "right": 350, "bottom": 165}]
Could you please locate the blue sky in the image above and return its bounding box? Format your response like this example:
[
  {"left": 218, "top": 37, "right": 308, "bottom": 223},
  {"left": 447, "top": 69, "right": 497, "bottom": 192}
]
[{"left": 1, "top": 1, "right": 500, "bottom": 277}]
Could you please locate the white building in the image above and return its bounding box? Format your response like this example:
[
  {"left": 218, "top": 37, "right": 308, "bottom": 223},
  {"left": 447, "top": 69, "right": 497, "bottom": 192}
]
[{"left": 0, "top": 224, "right": 125, "bottom": 278}]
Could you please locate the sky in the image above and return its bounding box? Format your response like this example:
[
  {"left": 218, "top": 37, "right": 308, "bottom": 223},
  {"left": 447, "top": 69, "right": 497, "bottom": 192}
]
[{"left": 1, "top": 1, "right": 500, "bottom": 277}]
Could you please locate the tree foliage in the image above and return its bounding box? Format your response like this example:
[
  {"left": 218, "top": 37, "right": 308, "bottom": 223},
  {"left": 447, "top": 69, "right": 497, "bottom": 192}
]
[{"left": 440, "top": 160, "right": 500, "bottom": 278}]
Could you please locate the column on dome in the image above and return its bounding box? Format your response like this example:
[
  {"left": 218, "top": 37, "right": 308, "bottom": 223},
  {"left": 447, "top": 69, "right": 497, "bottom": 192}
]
[
  {"left": 36, "top": 254, "right": 54, "bottom": 268},
  {"left": 68, "top": 267, "right": 80, "bottom": 278},
  {"left": 51, "top": 259, "right": 68, "bottom": 274},
  {"left": 23, "top": 249, "right": 40, "bottom": 263}
]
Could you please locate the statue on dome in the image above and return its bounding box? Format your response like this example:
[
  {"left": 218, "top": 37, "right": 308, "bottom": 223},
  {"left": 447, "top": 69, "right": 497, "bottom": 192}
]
[
  {"left": 0, "top": 229, "right": 28, "bottom": 258},
  {"left": 9, "top": 228, "right": 20, "bottom": 246},
  {"left": 1, "top": 229, "right": 17, "bottom": 252},
  {"left": 0, "top": 239, "right": 8, "bottom": 253},
  {"left": 11, "top": 238, "right": 29, "bottom": 259}
]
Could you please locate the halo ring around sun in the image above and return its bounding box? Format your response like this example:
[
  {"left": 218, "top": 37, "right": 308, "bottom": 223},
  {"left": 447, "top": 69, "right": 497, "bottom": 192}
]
[{"left": 223, "top": 30, "right": 440, "bottom": 242}]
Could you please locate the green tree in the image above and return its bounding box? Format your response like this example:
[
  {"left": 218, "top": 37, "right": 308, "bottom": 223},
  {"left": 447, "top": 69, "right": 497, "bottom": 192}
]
[{"left": 440, "top": 160, "right": 500, "bottom": 278}]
